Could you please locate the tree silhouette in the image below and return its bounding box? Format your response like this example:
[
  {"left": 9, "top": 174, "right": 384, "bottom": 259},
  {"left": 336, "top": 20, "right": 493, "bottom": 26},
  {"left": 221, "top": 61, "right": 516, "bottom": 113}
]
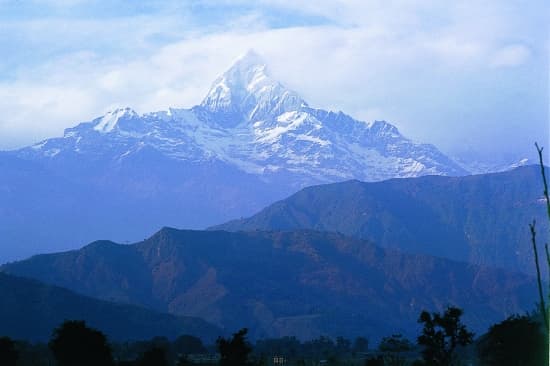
[
  {"left": 49, "top": 320, "right": 114, "bottom": 366},
  {"left": 530, "top": 143, "right": 550, "bottom": 334},
  {"left": 173, "top": 334, "right": 207, "bottom": 355},
  {"left": 417, "top": 306, "right": 473, "bottom": 366},
  {"left": 365, "top": 355, "right": 384, "bottom": 366},
  {"left": 477, "top": 315, "right": 547, "bottom": 366},
  {"left": 335, "top": 336, "right": 351, "bottom": 355},
  {"left": 378, "top": 334, "right": 413, "bottom": 366},
  {"left": 0, "top": 337, "right": 18, "bottom": 366},
  {"left": 217, "top": 328, "right": 253, "bottom": 366},
  {"left": 176, "top": 354, "right": 193, "bottom": 366},
  {"left": 137, "top": 346, "right": 168, "bottom": 366},
  {"left": 352, "top": 336, "right": 369, "bottom": 353}
]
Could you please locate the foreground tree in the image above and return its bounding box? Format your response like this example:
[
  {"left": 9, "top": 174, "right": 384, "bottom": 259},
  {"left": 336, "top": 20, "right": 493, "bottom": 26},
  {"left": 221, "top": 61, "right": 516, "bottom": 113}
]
[
  {"left": 530, "top": 143, "right": 550, "bottom": 335},
  {"left": 173, "top": 334, "right": 207, "bottom": 355},
  {"left": 137, "top": 346, "right": 169, "bottom": 366},
  {"left": 0, "top": 337, "right": 18, "bottom": 366},
  {"left": 217, "top": 328, "right": 253, "bottom": 366},
  {"left": 417, "top": 306, "right": 473, "bottom": 366},
  {"left": 49, "top": 320, "right": 114, "bottom": 366},
  {"left": 176, "top": 354, "right": 193, "bottom": 366},
  {"left": 378, "top": 334, "right": 414, "bottom": 366},
  {"left": 352, "top": 336, "right": 369, "bottom": 353},
  {"left": 477, "top": 315, "right": 547, "bottom": 366},
  {"left": 365, "top": 355, "right": 384, "bottom": 366}
]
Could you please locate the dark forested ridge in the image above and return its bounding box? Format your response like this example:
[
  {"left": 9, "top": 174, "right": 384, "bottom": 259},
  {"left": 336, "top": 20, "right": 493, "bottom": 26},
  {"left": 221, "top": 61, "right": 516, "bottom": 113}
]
[
  {"left": 0, "top": 272, "right": 221, "bottom": 342},
  {"left": 1, "top": 228, "right": 536, "bottom": 340},
  {"left": 213, "top": 165, "right": 549, "bottom": 274}
]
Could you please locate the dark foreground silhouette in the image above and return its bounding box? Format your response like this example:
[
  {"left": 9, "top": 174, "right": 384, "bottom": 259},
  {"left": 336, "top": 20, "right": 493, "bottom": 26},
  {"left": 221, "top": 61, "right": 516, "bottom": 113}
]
[{"left": 0, "top": 306, "right": 547, "bottom": 366}]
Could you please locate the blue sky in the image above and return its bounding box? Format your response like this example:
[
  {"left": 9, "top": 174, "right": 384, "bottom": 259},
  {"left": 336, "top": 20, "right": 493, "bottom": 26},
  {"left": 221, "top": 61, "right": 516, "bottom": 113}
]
[{"left": 0, "top": 0, "right": 548, "bottom": 164}]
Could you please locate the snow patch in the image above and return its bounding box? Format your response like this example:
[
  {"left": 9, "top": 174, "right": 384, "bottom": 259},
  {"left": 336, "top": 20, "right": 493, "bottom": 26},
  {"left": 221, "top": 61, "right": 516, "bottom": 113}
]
[
  {"left": 31, "top": 141, "right": 47, "bottom": 150},
  {"left": 94, "top": 108, "right": 135, "bottom": 133},
  {"left": 45, "top": 148, "right": 60, "bottom": 157}
]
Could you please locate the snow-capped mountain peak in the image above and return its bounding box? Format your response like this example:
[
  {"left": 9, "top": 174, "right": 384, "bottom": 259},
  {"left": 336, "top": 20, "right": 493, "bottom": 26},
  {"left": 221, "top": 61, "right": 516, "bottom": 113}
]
[
  {"left": 200, "top": 50, "right": 306, "bottom": 127},
  {"left": 92, "top": 107, "right": 138, "bottom": 134},
  {"left": 16, "top": 51, "right": 468, "bottom": 184}
]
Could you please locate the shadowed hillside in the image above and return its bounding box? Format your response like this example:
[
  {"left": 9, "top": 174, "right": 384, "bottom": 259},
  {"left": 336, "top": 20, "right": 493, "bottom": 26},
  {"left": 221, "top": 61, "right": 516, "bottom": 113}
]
[
  {"left": 0, "top": 272, "right": 221, "bottom": 342},
  {"left": 1, "top": 228, "right": 536, "bottom": 340},
  {"left": 214, "top": 165, "right": 549, "bottom": 274}
]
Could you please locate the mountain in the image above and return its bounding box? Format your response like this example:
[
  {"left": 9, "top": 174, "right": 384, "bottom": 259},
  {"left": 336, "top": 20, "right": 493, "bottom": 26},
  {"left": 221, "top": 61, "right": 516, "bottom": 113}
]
[
  {"left": 1, "top": 228, "right": 536, "bottom": 341},
  {"left": 0, "top": 272, "right": 221, "bottom": 342},
  {"left": 0, "top": 148, "right": 283, "bottom": 261},
  {"left": 18, "top": 50, "right": 466, "bottom": 183},
  {"left": 454, "top": 156, "right": 531, "bottom": 175},
  {"left": 214, "top": 165, "right": 549, "bottom": 275},
  {"left": 0, "top": 50, "right": 466, "bottom": 261}
]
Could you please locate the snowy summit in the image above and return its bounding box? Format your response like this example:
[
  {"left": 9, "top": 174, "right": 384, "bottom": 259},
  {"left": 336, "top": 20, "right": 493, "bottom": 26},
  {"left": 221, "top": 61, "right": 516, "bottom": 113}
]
[
  {"left": 18, "top": 50, "right": 467, "bottom": 185},
  {"left": 200, "top": 50, "right": 306, "bottom": 127}
]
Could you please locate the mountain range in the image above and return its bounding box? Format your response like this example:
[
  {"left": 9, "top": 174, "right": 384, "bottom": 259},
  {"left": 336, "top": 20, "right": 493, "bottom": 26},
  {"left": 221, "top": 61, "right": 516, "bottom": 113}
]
[
  {"left": 214, "top": 165, "right": 549, "bottom": 275},
  {"left": 21, "top": 50, "right": 465, "bottom": 183},
  {"left": 0, "top": 50, "right": 467, "bottom": 261},
  {"left": 1, "top": 228, "right": 537, "bottom": 341}
]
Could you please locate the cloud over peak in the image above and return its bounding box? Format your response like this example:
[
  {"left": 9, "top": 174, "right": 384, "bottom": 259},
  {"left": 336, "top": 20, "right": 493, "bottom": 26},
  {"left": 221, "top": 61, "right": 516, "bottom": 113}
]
[{"left": 0, "top": 0, "right": 547, "bottom": 163}]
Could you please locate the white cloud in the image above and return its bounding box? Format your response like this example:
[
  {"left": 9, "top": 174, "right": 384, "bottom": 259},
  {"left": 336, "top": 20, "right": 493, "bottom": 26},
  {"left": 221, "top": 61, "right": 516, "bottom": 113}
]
[
  {"left": 0, "top": 0, "right": 546, "bottom": 161},
  {"left": 490, "top": 44, "right": 531, "bottom": 67}
]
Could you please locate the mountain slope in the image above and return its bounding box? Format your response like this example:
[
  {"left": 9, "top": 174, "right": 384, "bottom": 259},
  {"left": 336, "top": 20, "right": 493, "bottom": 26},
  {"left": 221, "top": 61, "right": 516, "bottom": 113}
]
[
  {"left": 1, "top": 228, "right": 536, "bottom": 340},
  {"left": 214, "top": 165, "right": 549, "bottom": 274},
  {"left": 0, "top": 149, "right": 288, "bottom": 261},
  {"left": 0, "top": 272, "right": 221, "bottom": 342}
]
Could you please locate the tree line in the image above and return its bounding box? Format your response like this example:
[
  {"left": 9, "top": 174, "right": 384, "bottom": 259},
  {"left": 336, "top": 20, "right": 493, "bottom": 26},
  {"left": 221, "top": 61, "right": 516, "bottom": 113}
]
[{"left": 0, "top": 304, "right": 546, "bottom": 366}]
